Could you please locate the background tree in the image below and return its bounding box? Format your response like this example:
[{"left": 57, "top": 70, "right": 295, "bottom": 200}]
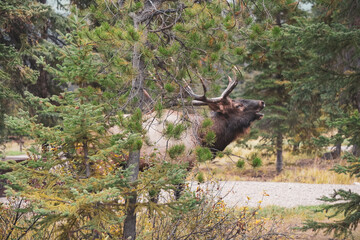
[
  {"left": 283, "top": 0, "right": 360, "bottom": 237},
  {"left": 240, "top": 0, "right": 306, "bottom": 173},
  {"left": 0, "top": 0, "right": 67, "bottom": 143}
]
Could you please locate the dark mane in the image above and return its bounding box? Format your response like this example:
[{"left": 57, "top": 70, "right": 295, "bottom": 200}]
[{"left": 206, "top": 110, "right": 260, "bottom": 153}]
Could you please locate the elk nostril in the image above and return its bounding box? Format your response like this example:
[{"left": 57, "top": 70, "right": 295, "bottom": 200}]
[{"left": 260, "top": 101, "right": 265, "bottom": 107}]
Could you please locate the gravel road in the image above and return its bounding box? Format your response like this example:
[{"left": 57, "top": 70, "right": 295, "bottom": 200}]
[
  {"left": 187, "top": 181, "right": 360, "bottom": 208},
  {"left": 3, "top": 157, "right": 360, "bottom": 208},
  {"left": 2, "top": 180, "right": 360, "bottom": 208}
]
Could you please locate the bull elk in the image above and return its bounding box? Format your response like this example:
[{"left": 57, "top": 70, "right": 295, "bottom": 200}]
[
  {"left": 139, "top": 75, "right": 265, "bottom": 167},
  {"left": 129, "top": 74, "right": 265, "bottom": 200}
]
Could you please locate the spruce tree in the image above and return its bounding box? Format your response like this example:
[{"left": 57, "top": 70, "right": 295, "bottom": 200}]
[
  {"left": 284, "top": 0, "right": 360, "bottom": 237},
  {"left": 241, "top": 0, "right": 306, "bottom": 173},
  {"left": 0, "top": 0, "right": 67, "bottom": 141}
]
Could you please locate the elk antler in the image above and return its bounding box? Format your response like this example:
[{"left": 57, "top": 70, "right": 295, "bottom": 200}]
[{"left": 183, "top": 75, "right": 238, "bottom": 105}]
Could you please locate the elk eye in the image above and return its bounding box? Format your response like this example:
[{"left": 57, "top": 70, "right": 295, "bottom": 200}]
[{"left": 236, "top": 104, "right": 244, "bottom": 109}]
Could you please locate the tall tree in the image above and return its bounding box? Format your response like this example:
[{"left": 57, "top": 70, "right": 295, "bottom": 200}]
[
  {"left": 241, "top": 0, "right": 306, "bottom": 173},
  {"left": 284, "top": 0, "right": 360, "bottom": 237}
]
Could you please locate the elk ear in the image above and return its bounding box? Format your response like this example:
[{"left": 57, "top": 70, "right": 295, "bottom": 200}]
[
  {"left": 235, "top": 103, "right": 245, "bottom": 111},
  {"left": 208, "top": 98, "right": 233, "bottom": 114}
]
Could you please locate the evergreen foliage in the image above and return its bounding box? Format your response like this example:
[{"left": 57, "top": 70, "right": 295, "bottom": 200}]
[
  {"left": 302, "top": 155, "right": 360, "bottom": 238},
  {"left": 1, "top": 0, "right": 360, "bottom": 239},
  {"left": 0, "top": 0, "right": 68, "bottom": 139},
  {"left": 241, "top": 0, "right": 306, "bottom": 172},
  {"left": 283, "top": 0, "right": 360, "bottom": 237},
  {"left": 0, "top": 0, "right": 252, "bottom": 238}
]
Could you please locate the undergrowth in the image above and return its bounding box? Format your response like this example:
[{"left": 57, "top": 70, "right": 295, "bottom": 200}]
[{"left": 197, "top": 141, "right": 356, "bottom": 184}]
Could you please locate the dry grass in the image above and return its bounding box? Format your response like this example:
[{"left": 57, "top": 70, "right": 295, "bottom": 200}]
[
  {"left": 256, "top": 205, "right": 360, "bottom": 240},
  {"left": 196, "top": 141, "right": 356, "bottom": 185},
  {"left": 273, "top": 167, "right": 354, "bottom": 184},
  {"left": 3, "top": 139, "right": 356, "bottom": 185},
  {"left": 2, "top": 141, "right": 26, "bottom": 153}
]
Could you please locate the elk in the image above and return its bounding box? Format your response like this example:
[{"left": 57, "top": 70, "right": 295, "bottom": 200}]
[
  {"left": 139, "top": 75, "right": 265, "bottom": 167},
  {"left": 126, "top": 75, "right": 264, "bottom": 200}
]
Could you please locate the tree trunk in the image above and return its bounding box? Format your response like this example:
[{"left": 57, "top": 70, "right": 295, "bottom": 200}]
[
  {"left": 84, "top": 141, "right": 90, "bottom": 178},
  {"left": 276, "top": 133, "right": 283, "bottom": 173},
  {"left": 19, "top": 138, "right": 23, "bottom": 152},
  {"left": 129, "top": 16, "right": 147, "bottom": 111},
  {"left": 123, "top": 149, "right": 140, "bottom": 240},
  {"left": 130, "top": 41, "right": 145, "bottom": 108},
  {"left": 122, "top": 12, "right": 146, "bottom": 239},
  {"left": 292, "top": 142, "right": 299, "bottom": 153},
  {"left": 352, "top": 145, "right": 360, "bottom": 157},
  {"left": 334, "top": 142, "right": 341, "bottom": 159},
  {"left": 123, "top": 1, "right": 164, "bottom": 237},
  {"left": 122, "top": 12, "right": 146, "bottom": 240}
]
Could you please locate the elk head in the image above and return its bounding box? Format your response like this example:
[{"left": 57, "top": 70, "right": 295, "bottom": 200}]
[{"left": 184, "top": 75, "right": 265, "bottom": 153}]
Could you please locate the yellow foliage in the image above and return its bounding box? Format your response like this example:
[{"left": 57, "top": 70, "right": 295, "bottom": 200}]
[{"left": 274, "top": 80, "right": 291, "bottom": 85}]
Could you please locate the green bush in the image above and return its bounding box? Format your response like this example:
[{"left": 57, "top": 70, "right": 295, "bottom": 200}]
[
  {"left": 197, "top": 172, "right": 205, "bottom": 183},
  {"left": 251, "top": 156, "right": 262, "bottom": 168},
  {"left": 236, "top": 160, "right": 245, "bottom": 169}
]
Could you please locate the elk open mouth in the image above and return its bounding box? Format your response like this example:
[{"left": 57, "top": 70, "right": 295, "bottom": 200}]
[
  {"left": 256, "top": 101, "right": 265, "bottom": 120},
  {"left": 256, "top": 112, "right": 264, "bottom": 120}
]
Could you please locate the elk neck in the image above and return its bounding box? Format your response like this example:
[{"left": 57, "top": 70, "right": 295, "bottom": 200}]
[{"left": 207, "top": 111, "right": 257, "bottom": 152}]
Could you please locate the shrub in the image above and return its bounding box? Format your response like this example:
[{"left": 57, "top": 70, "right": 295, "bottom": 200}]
[
  {"left": 251, "top": 154, "right": 262, "bottom": 168},
  {"left": 236, "top": 159, "right": 245, "bottom": 169},
  {"left": 168, "top": 144, "right": 185, "bottom": 159},
  {"left": 138, "top": 184, "right": 295, "bottom": 239},
  {"left": 197, "top": 172, "right": 205, "bottom": 183}
]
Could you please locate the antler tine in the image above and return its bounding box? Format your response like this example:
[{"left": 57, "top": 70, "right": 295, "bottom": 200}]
[
  {"left": 220, "top": 76, "right": 238, "bottom": 99},
  {"left": 183, "top": 79, "right": 207, "bottom": 101},
  {"left": 195, "top": 70, "right": 208, "bottom": 95},
  {"left": 191, "top": 100, "right": 210, "bottom": 106},
  {"left": 183, "top": 70, "right": 239, "bottom": 104},
  {"left": 203, "top": 76, "right": 238, "bottom": 103}
]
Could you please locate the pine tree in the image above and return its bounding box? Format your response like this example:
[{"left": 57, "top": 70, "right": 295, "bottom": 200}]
[
  {"left": 1, "top": 0, "right": 250, "bottom": 238},
  {"left": 75, "top": 1, "right": 254, "bottom": 238}
]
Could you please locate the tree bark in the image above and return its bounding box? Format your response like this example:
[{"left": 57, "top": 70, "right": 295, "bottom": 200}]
[
  {"left": 123, "top": 149, "right": 140, "bottom": 240},
  {"left": 130, "top": 28, "right": 145, "bottom": 109},
  {"left": 334, "top": 142, "right": 341, "bottom": 158},
  {"left": 292, "top": 142, "right": 299, "bottom": 153},
  {"left": 276, "top": 133, "right": 283, "bottom": 173},
  {"left": 84, "top": 141, "right": 90, "bottom": 178},
  {"left": 122, "top": 12, "right": 146, "bottom": 240}
]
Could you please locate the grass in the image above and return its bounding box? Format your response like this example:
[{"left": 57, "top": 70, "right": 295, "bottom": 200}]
[
  {"left": 196, "top": 141, "right": 356, "bottom": 184},
  {"left": 255, "top": 205, "right": 360, "bottom": 239},
  {"left": 273, "top": 167, "right": 354, "bottom": 184},
  {"left": 257, "top": 205, "right": 330, "bottom": 222},
  {"left": 3, "top": 150, "right": 24, "bottom": 156},
  {"left": 1, "top": 140, "right": 32, "bottom": 157}
]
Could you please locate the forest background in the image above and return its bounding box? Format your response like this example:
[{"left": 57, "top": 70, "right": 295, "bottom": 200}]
[{"left": 0, "top": 0, "right": 359, "bottom": 239}]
